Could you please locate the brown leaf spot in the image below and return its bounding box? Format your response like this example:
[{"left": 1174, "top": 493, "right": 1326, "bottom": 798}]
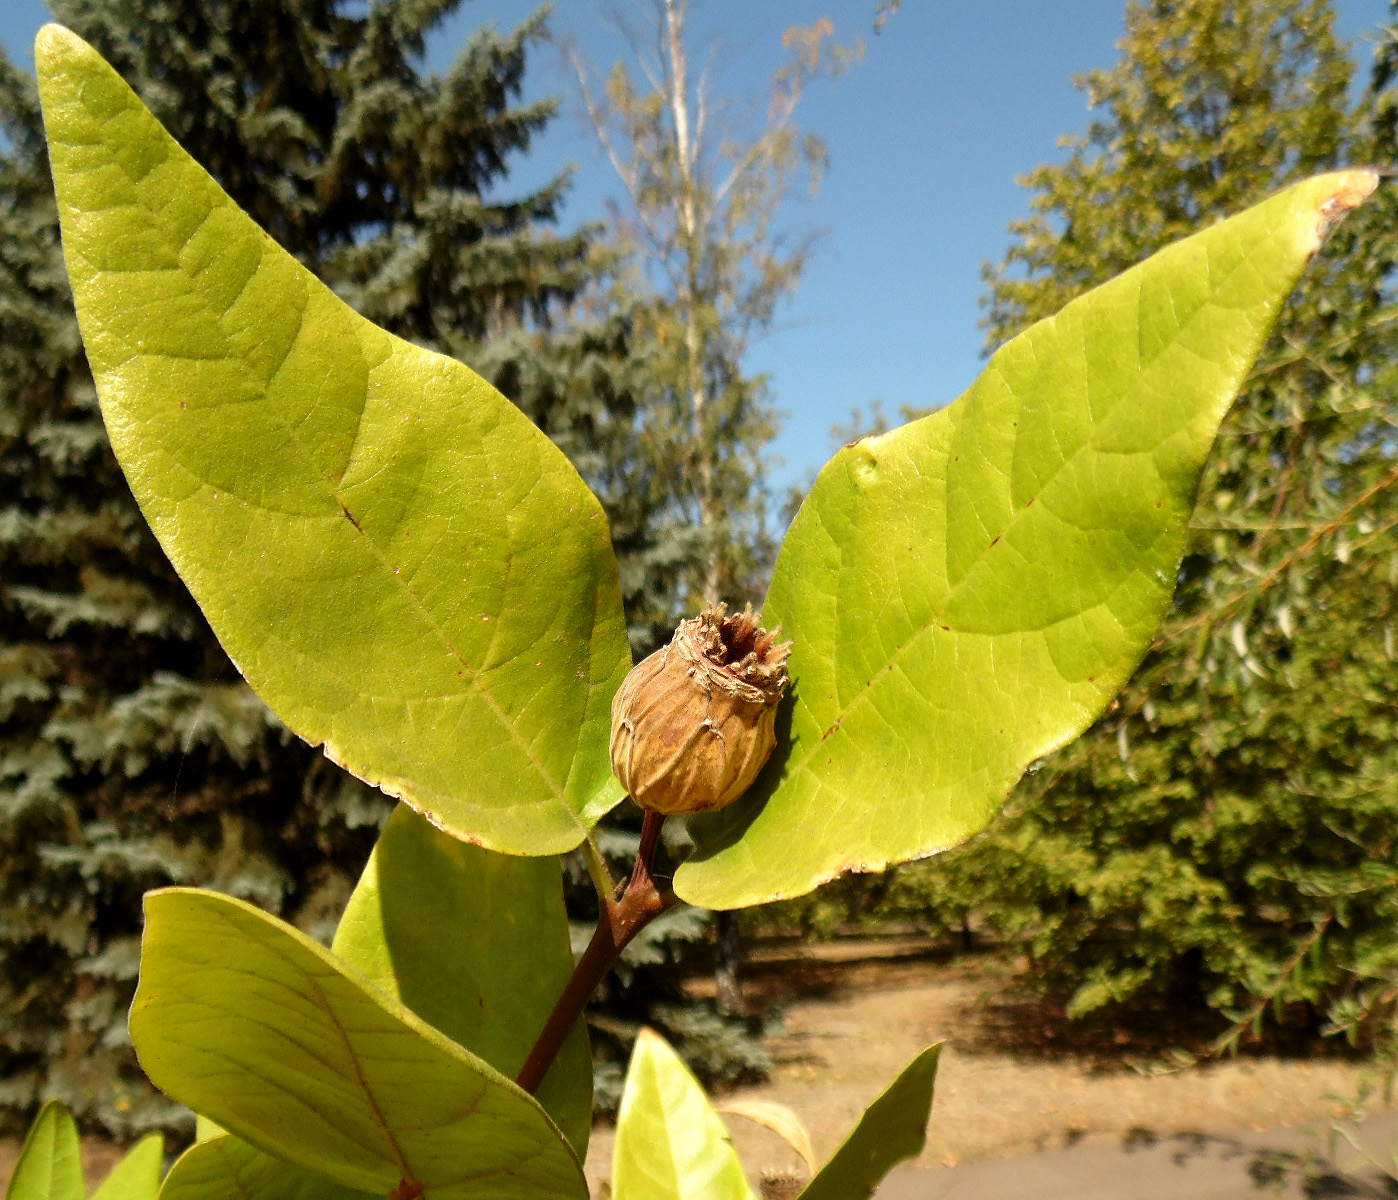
[{"left": 340, "top": 504, "right": 365, "bottom": 534}]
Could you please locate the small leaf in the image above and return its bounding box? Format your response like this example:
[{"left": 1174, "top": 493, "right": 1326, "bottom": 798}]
[
  {"left": 6, "top": 1102, "right": 83, "bottom": 1200},
  {"left": 613, "top": 1028, "right": 753, "bottom": 1200},
  {"left": 717, "top": 1100, "right": 816, "bottom": 1176},
  {"left": 332, "top": 803, "right": 592, "bottom": 1155},
  {"left": 92, "top": 1135, "right": 164, "bottom": 1200},
  {"left": 678, "top": 170, "right": 1379, "bottom": 907},
  {"left": 36, "top": 24, "right": 630, "bottom": 856},
  {"left": 130, "top": 888, "right": 587, "bottom": 1200},
  {"left": 798, "top": 1044, "right": 940, "bottom": 1200},
  {"left": 159, "top": 1136, "right": 367, "bottom": 1200}
]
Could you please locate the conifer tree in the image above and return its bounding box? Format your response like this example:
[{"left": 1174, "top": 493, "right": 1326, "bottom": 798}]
[
  {"left": 0, "top": 0, "right": 666, "bottom": 1135},
  {"left": 901, "top": 0, "right": 1398, "bottom": 1039}
]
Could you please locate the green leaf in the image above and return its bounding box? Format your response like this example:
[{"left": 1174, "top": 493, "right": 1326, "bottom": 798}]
[
  {"left": 797, "top": 1045, "right": 940, "bottom": 1200},
  {"left": 180, "top": 807, "right": 596, "bottom": 1200},
  {"left": 677, "top": 170, "right": 1380, "bottom": 908},
  {"left": 159, "top": 1137, "right": 368, "bottom": 1200},
  {"left": 130, "top": 888, "right": 587, "bottom": 1200},
  {"left": 612, "top": 1028, "right": 753, "bottom": 1200},
  {"left": 332, "top": 803, "right": 592, "bottom": 1155},
  {"left": 35, "top": 24, "right": 630, "bottom": 856},
  {"left": 92, "top": 1135, "right": 164, "bottom": 1200},
  {"left": 6, "top": 1102, "right": 83, "bottom": 1200}
]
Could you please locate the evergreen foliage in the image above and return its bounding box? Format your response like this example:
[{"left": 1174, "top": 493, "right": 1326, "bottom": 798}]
[
  {"left": 881, "top": 0, "right": 1398, "bottom": 1042},
  {"left": 0, "top": 0, "right": 716, "bottom": 1137}
]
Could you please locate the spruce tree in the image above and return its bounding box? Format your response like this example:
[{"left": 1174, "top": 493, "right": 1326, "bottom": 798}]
[
  {"left": 903, "top": 0, "right": 1398, "bottom": 1039},
  {"left": 0, "top": 0, "right": 678, "bottom": 1136}
]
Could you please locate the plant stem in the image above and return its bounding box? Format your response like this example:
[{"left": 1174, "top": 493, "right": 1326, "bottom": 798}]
[{"left": 516, "top": 810, "right": 669, "bottom": 1095}]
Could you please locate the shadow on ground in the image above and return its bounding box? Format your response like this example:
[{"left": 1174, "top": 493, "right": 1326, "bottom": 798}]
[
  {"left": 732, "top": 937, "right": 1368, "bottom": 1074},
  {"left": 876, "top": 1113, "right": 1398, "bottom": 1200}
]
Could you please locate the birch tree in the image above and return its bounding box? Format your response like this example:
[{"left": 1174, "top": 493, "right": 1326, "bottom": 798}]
[
  {"left": 570, "top": 1, "right": 853, "bottom": 1012},
  {"left": 572, "top": 1, "right": 851, "bottom": 613}
]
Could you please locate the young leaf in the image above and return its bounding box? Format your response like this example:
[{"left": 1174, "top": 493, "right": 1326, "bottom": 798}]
[
  {"left": 5, "top": 1102, "right": 83, "bottom": 1200},
  {"left": 159, "top": 1136, "right": 367, "bottom": 1200},
  {"left": 130, "top": 889, "right": 587, "bottom": 1200},
  {"left": 35, "top": 24, "right": 631, "bottom": 857},
  {"left": 612, "top": 1028, "right": 753, "bottom": 1200},
  {"left": 332, "top": 804, "right": 592, "bottom": 1155},
  {"left": 797, "top": 1045, "right": 939, "bottom": 1200},
  {"left": 677, "top": 170, "right": 1380, "bottom": 908},
  {"left": 92, "top": 1135, "right": 164, "bottom": 1200}
]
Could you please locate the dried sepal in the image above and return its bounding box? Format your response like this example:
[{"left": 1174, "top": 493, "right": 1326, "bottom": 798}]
[{"left": 610, "top": 604, "right": 792, "bottom": 815}]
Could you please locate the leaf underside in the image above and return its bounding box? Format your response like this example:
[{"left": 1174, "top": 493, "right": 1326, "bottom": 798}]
[
  {"left": 173, "top": 805, "right": 596, "bottom": 1200},
  {"left": 158, "top": 1136, "right": 369, "bottom": 1200},
  {"left": 332, "top": 804, "right": 593, "bottom": 1155},
  {"left": 130, "top": 888, "right": 588, "bottom": 1200}
]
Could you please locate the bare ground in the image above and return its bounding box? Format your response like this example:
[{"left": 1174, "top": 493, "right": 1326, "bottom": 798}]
[{"left": 585, "top": 941, "right": 1386, "bottom": 1197}]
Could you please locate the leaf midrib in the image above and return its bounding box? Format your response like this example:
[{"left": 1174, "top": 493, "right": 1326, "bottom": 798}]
[{"left": 334, "top": 493, "right": 576, "bottom": 819}]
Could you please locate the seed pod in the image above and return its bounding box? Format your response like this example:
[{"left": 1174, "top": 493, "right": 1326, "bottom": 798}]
[{"left": 610, "top": 603, "right": 792, "bottom": 815}]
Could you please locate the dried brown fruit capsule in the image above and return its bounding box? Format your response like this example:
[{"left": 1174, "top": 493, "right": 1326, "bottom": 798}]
[{"left": 610, "top": 603, "right": 792, "bottom": 815}]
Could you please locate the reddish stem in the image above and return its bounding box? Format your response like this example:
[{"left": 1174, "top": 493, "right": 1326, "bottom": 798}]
[{"left": 516, "top": 810, "right": 668, "bottom": 1095}]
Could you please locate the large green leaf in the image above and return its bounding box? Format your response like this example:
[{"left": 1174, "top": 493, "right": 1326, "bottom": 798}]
[
  {"left": 677, "top": 170, "right": 1379, "bottom": 908},
  {"left": 36, "top": 24, "right": 630, "bottom": 856},
  {"left": 92, "top": 1135, "right": 164, "bottom": 1200},
  {"left": 612, "top": 1028, "right": 753, "bottom": 1200},
  {"left": 5, "top": 1102, "right": 83, "bottom": 1200},
  {"left": 130, "top": 889, "right": 587, "bottom": 1200},
  {"left": 177, "top": 807, "right": 594, "bottom": 1195},
  {"left": 159, "top": 1137, "right": 367, "bottom": 1200},
  {"left": 332, "top": 803, "right": 592, "bottom": 1154},
  {"left": 798, "top": 1045, "right": 939, "bottom": 1200}
]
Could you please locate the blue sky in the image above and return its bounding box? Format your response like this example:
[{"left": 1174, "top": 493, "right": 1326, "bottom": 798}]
[{"left": 1, "top": 0, "right": 1391, "bottom": 495}]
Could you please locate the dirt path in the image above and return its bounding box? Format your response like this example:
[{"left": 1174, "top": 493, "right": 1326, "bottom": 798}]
[{"left": 584, "top": 943, "right": 1385, "bottom": 1197}]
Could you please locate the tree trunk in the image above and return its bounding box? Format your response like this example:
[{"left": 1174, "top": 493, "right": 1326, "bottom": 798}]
[{"left": 715, "top": 909, "right": 743, "bottom": 1014}]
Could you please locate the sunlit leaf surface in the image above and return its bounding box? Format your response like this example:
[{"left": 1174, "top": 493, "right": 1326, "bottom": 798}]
[
  {"left": 37, "top": 24, "right": 631, "bottom": 856},
  {"left": 612, "top": 1028, "right": 753, "bottom": 1200},
  {"left": 5, "top": 1103, "right": 83, "bottom": 1200},
  {"left": 679, "top": 170, "right": 1379, "bottom": 907}
]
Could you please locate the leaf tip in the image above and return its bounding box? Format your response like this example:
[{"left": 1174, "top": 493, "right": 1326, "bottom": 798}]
[
  {"left": 34, "top": 23, "right": 86, "bottom": 70},
  {"left": 1309, "top": 168, "right": 1380, "bottom": 248}
]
